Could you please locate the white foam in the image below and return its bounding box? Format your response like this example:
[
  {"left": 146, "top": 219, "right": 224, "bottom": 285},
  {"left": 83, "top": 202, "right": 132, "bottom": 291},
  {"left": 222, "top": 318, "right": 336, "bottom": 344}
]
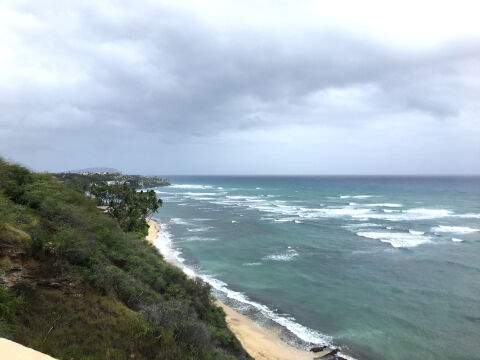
[
  {"left": 226, "top": 195, "right": 255, "bottom": 200},
  {"left": 453, "top": 213, "right": 480, "bottom": 219},
  {"left": 452, "top": 237, "right": 463, "bottom": 242},
  {"left": 189, "top": 197, "right": 217, "bottom": 201},
  {"left": 201, "top": 275, "right": 331, "bottom": 346},
  {"left": 187, "top": 226, "right": 213, "bottom": 232},
  {"left": 409, "top": 230, "right": 425, "bottom": 235},
  {"left": 262, "top": 249, "right": 299, "bottom": 261},
  {"left": 183, "top": 236, "right": 217, "bottom": 242},
  {"left": 343, "top": 223, "right": 382, "bottom": 230},
  {"left": 232, "top": 220, "right": 238, "bottom": 223},
  {"left": 170, "top": 218, "right": 190, "bottom": 225},
  {"left": 152, "top": 221, "right": 353, "bottom": 358},
  {"left": 368, "top": 208, "right": 453, "bottom": 221},
  {"left": 432, "top": 225, "right": 479, "bottom": 234},
  {"left": 171, "top": 184, "right": 213, "bottom": 189},
  {"left": 357, "top": 231, "right": 432, "bottom": 248},
  {"left": 152, "top": 223, "right": 183, "bottom": 265},
  {"left": 340, "top": 195, "right": 375, "bottom": 199},
  {"left": 365, "top": 203, "right": 402, "bottom": 207}
]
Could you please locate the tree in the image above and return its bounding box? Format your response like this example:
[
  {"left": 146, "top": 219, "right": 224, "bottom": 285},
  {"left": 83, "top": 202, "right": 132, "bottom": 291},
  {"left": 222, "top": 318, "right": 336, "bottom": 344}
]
[{"left": 90, "top": 183, "right": 162, "bottom": 233}]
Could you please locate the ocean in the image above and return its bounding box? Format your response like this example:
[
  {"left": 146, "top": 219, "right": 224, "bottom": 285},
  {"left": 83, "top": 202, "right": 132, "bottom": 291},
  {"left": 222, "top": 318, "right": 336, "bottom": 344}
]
[{"left": 150, "top": 176, "right": 480, "bottom": 360}]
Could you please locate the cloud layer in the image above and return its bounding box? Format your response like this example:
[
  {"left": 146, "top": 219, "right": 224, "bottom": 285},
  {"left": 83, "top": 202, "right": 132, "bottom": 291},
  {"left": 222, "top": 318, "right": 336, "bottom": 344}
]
[{"left": 1, "top": 0, "right": 479, "bottom": 174}]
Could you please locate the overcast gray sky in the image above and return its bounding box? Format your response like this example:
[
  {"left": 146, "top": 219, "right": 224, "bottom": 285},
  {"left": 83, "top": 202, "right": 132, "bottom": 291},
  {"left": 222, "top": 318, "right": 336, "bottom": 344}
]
[{"left": 1, "top": 0, "right": 479, "bottom": 174}]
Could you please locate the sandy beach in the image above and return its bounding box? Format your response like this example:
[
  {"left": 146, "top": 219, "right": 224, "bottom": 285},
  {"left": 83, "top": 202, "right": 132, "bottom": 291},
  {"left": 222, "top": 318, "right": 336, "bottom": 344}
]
[{"left": 146, "top": 219, "right": 325, "bottom": 360}]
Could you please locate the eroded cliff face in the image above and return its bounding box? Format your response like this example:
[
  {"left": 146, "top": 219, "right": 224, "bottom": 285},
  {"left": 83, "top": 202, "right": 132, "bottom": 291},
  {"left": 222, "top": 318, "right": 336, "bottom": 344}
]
[{"left": 0, "top": 229, "right": 79, "bottom": 297}]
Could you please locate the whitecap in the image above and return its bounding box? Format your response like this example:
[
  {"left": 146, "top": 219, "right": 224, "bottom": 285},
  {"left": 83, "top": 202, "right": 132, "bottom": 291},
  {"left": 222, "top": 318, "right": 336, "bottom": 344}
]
[
  {"left": 432, "top": 225, "right": 479, "bottom": 234},
  {"left": 262, "top": 249, "right": 299, "bottom": 261},
  {"left": 365, "top": 203, "right": 402, "bottom": 207},
  {"left": 340, "top": 195, "right": 375, "bottom": 199},
  {"left": 188, "top": 197, "right": 216, "bottom": 201},
  {"left": 187, "top": 226, "right": 213, "bottom": 232},
  {"left": 170, "top": 218, "right": 190, "bottom": 225},
  {"left": 170, "top": 184, "right": 213, "bottom": 189},
  {"left": 452, "top": 238, "right": 463, "bottom": 242},
  {"left": 183, "top": 236, "right": 217, "bottom": 242},
  {"left": 243, "top": 262, "right": 262, "bottom": 266},
  {"left": 343, "top": 223, "right": 382, "bottom": 230},
  {"left": 357, "top": 231, "right": 432, "bottom": 248},
  {"left": 409, "top": 230, "right": 425, "bottom": 235},
  {"left": 231, "top": 220, "right": 238, "bottom": 223},
  {"left": 452, "top": 213, "right": 480, "bottom": 219},
  {"left": 370, "top": 208, "right": 453, "bottom": 221}
]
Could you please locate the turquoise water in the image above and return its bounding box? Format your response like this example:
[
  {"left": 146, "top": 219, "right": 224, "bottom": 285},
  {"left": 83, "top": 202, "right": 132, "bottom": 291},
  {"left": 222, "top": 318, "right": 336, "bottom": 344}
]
[{"left": 151, "top": 176, "right": 480, "bottom": 360}]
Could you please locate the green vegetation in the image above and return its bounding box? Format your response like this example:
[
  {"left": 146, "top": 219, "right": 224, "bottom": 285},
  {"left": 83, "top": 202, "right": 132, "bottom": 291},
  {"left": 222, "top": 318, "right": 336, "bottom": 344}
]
[
  {"left": 53, "top": 172, "right": 170, "bottom": 191},
  {"left": 90, "top": 183, "right": 162, "bottom": 233},
  {"left": 0, "top": 158, "right": 249, "bottom": 359}
]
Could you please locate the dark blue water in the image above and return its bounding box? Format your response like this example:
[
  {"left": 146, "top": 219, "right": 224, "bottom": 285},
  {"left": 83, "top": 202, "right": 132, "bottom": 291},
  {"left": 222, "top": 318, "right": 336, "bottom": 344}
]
[{"left": 152, "top": 176, "right": 480, "bottom": 360}]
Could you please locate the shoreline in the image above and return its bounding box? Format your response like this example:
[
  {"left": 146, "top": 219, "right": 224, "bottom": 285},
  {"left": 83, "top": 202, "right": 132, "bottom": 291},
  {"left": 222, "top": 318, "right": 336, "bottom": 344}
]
[{"left": 146, "top": 219, "right": 331, "bottom": 360}]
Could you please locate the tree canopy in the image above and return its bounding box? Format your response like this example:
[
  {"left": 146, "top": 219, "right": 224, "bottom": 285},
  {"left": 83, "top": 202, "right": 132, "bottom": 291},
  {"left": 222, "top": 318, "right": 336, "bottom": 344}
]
[{"left": 90, "top": 183, "right": 163, "bottom": 233}]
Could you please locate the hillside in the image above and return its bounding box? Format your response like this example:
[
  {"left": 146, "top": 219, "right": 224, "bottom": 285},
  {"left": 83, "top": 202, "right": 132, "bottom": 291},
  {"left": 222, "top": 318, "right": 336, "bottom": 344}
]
[{"left": 0, "top": 158, "right": 250, "bottom": 360}]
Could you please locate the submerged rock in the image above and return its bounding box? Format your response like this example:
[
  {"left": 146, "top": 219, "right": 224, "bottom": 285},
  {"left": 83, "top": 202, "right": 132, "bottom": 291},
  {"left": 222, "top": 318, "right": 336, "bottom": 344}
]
[
  {"left": 310, "top": 346, "right": 327, "bottom": 352},
  {"left": 322, "top": 348, "right": 339, "bottom": 357}
]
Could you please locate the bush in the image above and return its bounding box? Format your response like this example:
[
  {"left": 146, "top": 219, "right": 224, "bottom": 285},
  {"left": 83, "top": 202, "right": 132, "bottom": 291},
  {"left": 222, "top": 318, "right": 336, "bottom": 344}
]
[{"left": 0, "top": 285, "right": 23, "bottom": 337}]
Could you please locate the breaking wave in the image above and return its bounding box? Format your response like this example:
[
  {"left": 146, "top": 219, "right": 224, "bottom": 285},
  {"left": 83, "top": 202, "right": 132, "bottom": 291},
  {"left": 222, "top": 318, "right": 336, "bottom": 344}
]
[{"left": 357, "top": 231, "right": 432, "bottom": 248}]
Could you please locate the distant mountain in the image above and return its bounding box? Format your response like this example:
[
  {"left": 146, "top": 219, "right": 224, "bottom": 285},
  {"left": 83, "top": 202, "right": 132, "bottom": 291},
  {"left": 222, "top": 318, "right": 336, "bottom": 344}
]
[{"left": 67, "top": 167, "right": 120, "bottom": 174}]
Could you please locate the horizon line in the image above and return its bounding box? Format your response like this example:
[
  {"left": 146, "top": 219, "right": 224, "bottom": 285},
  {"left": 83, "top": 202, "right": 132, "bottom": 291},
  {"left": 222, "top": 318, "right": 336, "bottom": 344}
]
[{"left": 146, "top": 174, "right": 480, "bottom": 177}]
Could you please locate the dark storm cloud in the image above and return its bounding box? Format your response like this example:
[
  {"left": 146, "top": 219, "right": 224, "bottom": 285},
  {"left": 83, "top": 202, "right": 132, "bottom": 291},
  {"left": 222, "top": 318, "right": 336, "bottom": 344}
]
[{"left": 0, "top": 0, "right": 479, "bottom": 173}]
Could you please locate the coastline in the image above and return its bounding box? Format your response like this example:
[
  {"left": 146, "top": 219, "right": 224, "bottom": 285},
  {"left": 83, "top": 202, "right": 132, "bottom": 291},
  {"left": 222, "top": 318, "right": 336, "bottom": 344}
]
[{"left": 146, "top": 219, "right": 328, "bottom": 360}]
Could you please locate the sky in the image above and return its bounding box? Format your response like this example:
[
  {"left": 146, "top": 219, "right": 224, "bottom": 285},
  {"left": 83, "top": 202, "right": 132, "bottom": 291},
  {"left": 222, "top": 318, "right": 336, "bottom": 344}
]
[{"left": 1, "top": 0, "right": 479, "bottom": 175}]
